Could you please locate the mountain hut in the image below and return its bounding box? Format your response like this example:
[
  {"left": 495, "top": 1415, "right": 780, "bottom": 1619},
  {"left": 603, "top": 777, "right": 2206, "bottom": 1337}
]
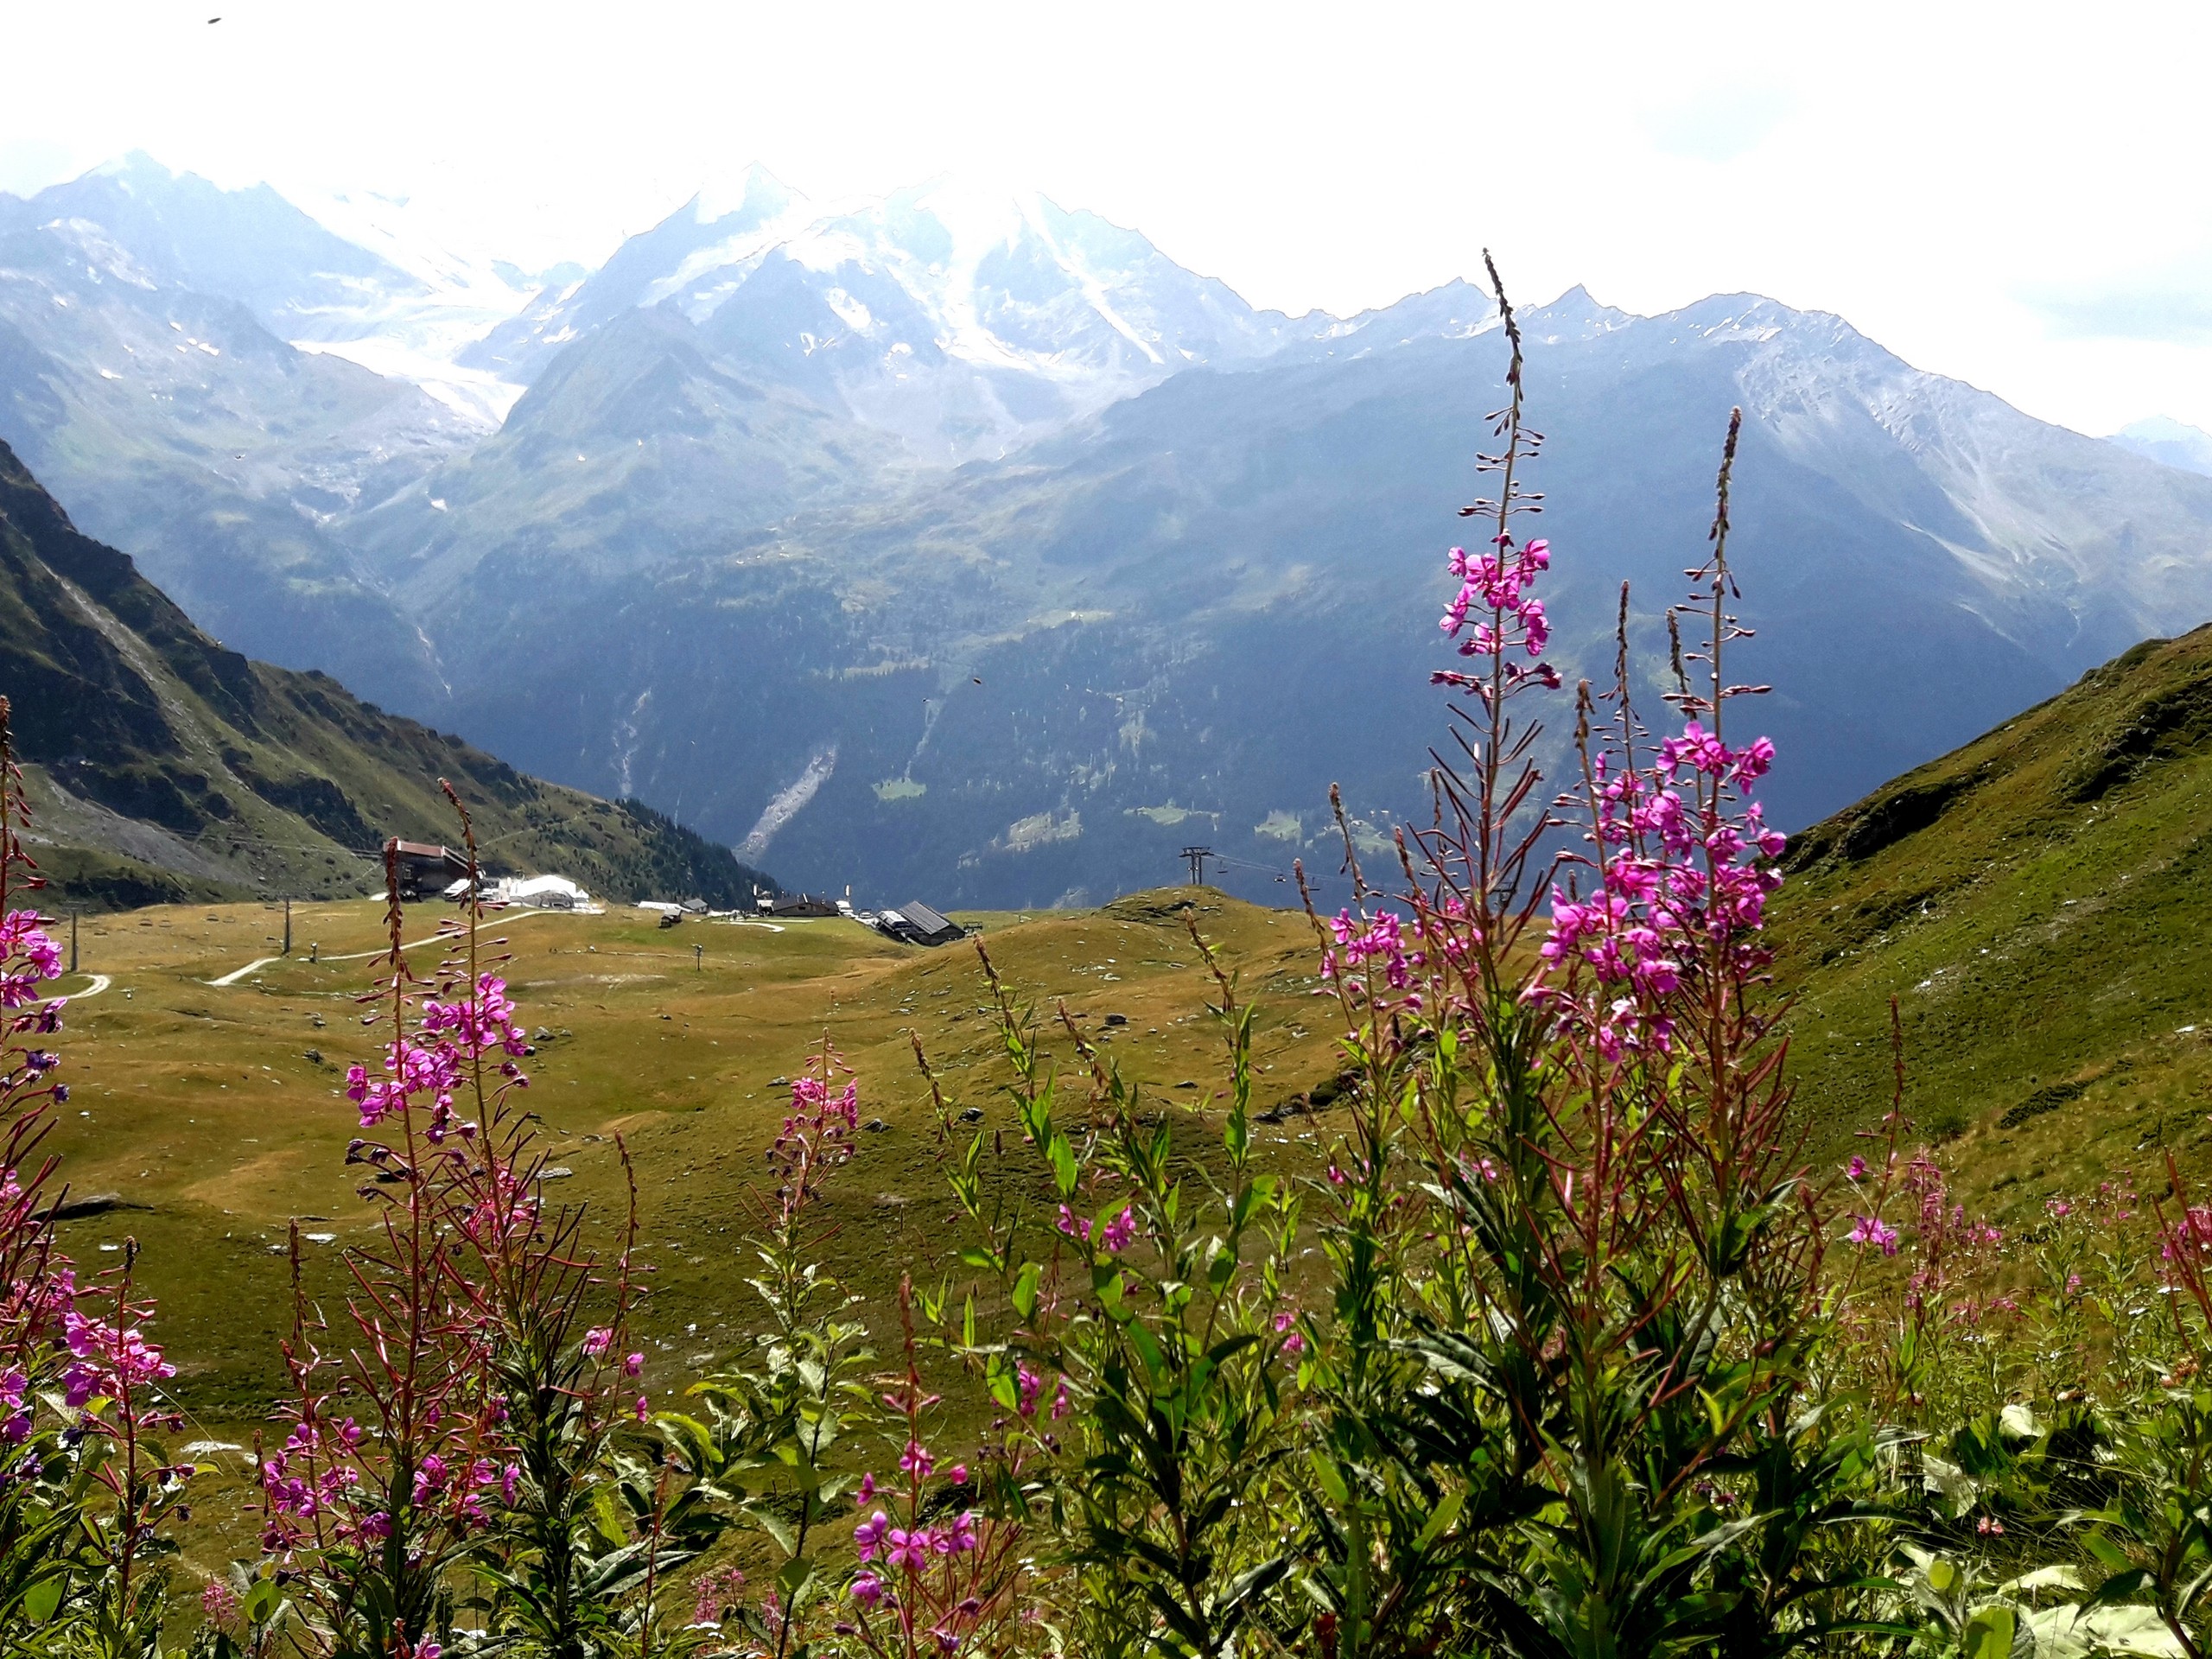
[{"left": 386, "top": 839, "right": 470, "bottom": 901}]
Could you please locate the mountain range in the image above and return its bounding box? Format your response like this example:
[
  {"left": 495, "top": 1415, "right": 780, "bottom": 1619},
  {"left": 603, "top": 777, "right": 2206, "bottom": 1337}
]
[
  {"left": 0, "top": 435, "right": 777, "bottom": 910},
  {"left": 5, "top": 155, "right": 2212, "bottom": 907}
]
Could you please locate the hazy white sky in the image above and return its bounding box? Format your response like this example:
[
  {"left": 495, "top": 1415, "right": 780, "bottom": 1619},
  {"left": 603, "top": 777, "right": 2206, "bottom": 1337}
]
[{"left": 3, "top": 0, "right": 2208, "bottom": 435}]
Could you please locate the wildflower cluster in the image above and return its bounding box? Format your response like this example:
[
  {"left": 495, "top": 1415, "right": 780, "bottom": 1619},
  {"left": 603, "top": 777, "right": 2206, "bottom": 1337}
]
[
  {"left": 1319, "top": 906, "right": 1425, "bottom": 1012},
  {"left": 769, "top": 1039, "right": 861, "bottom": 1215},
  {"left": 1541, "top": 721, "right": 1783, "bottom": 1065},
  {"left": 345, "top": 969, "right": 527, "bottom": 1138},
  {"left": 1434, "top": 534, "right": 1560, "bottom": 696}
]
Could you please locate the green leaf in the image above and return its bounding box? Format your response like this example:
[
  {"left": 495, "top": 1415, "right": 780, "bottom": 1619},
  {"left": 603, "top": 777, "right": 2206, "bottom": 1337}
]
[
  {"left": 1012, "top": 1262, "right": 1043, "bottom": 1322},
  {"left": 777, "top": 1554, "right": 817, "bottom": 1598},
  {"left": 1413, "top": 1484, "right": 1469, "bottom": 1553},
  {"left": 2082, "top": 1532, "right": 2136, "bottom": 1573},
  {"left": 1308, "top": 1453, "right": 1351, "bottom": 1507},
  {"left": 1124, "top": 1319, "right": 1166, "bottom": 1379},
  {"left": 1049, "top": 1135, "right": 1079, "bottom": 1197},
  {"left": 744, "top": 1503, "right": 801, "bottom": 1556},
  {"left": 2086, "top": 1568, "right": 2156, "bottom": 1608},
  {"left": 1961, "top": 1605, "right": 2016, "bottom": 1659},
  {"left": 243, "top": 1577, "right": 281, "bottom": 1624},
  {"left": 22, "top": 1578, "right": 60, "bottom": 1624}
]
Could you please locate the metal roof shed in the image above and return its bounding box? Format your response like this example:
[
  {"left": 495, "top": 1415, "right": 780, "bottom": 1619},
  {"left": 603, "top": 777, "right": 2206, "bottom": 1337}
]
[{"left": 888, "top": 900, "right": 964, "bottom": 946}]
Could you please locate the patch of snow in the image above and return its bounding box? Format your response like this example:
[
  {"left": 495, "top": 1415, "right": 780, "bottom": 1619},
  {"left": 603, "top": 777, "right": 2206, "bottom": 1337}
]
[{"left": 289, "top": 334, "right": 524, "bottom": 428}]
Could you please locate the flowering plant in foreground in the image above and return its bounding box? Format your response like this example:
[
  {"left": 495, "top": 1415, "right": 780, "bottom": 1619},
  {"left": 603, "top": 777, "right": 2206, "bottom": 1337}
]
[
  {"left": 897, "top": 259, "right": 2212, "bottom": 1659},
  {"left": 836, "top": 1278, "right": 1034, "bottom": 1659},
  {"left": 259, "top": 835, "right": 518, "bottom": 1656},
  {"left": 0, "top": 696, "right": 199, "bottom": 1650}
]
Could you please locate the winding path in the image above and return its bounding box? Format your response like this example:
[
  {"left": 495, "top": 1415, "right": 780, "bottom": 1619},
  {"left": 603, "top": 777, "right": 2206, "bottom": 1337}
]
[
  {"left": 197, "top": 906, "right": 788, "bottom": 988},
  {"left": 205, "top": 908, "right": 557, "bottom": 988},
  {"left": 48, "top": 972, "right": 111, "bottom": 1000}
]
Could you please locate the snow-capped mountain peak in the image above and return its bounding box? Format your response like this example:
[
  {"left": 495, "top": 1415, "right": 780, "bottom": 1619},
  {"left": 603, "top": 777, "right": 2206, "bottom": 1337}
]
[
  {"left": 470, "top": 169, "right": 1301, "bottom": 461},
  {"left": 691, "top": 160, "right": 806, "bottom": 230}
]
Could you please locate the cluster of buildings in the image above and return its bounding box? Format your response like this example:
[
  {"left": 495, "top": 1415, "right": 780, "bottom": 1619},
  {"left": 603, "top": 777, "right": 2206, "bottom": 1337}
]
[
  {"left": 385, "top": 840, "right": 969, "bottom": 948},
  {"left": 756, "top": 891, "right": 967, "bottom": 947}
]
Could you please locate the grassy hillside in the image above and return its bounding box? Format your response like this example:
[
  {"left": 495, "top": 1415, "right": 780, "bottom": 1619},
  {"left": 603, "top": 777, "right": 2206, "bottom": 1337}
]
[
  {"left": 44, "top": 888, "right": 1336, "bottom": 1420},
  {"left": 1773, "top": 624, "right": 2212, "bottom": 1220},
  {"left": 0, "top": 438, "right": 777, "bottom": 909}
]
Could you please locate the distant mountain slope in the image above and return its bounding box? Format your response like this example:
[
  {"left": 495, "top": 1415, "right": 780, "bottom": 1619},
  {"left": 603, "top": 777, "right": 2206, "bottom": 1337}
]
[
  {"left": 0, "top": 210, "right": 475, "bottom": 702},
  {"left": 1772, "top": 623, "right": 2212, "bottom": 1213},
  {"left": 0, "top": 152, "right": 420, "bottom": 340},
  {"left": 2110, "top": 416, "right": 2212, "bottom": 478},
  {"left": 0, "top": 153, "right": 538, "bottom": 423},
  {"left": 345, "top": 302, "right": 915, "bottom": 612},
  {"left": 0, "top": 440, "right": 777, "bottom": 910},
  {"left": 373, "top": 289, "right": 2212, "bottom": 908}
]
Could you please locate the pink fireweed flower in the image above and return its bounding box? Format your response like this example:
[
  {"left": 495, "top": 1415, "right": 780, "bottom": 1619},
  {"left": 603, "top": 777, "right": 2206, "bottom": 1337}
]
[
  {"left": 855, "top": 1510, "right": 890, "bottom": 1562},
  {"left": 1055, "top": 1205, "right": 1092, "bottom": 1244},
  {"left": 1015, "top": 1364, "right": 1043, "bottom": 1417},
  {"left": 1847, "top": 1155, "right": 1867, "bottom": 1180},
  {"left": 950, "top": 1510, "right": 980, "bottom": 1553},
  {"left": 693, "top": 1566, "right": 747, "bottom": 1625},
  {"left": 851, "top": 1572, "right": 886, "bottom": 1609},
  {"left": 60, "top": 1310, "right": 176, "bottom": 1407},
  {"left": 582, "top": 1326, "right": 613, "bottom": 1357},
  {"left": 1847, "top": 1216, "right": 1900, "bottom": 1255},
  {"left": 899, "top": 1440, "right": 934, "bottom": 1480},
  {"left": 201, "top": 1579, "right": 241, "bottom": 1626},
  {"left": 1101, "top": 1206, "right": 1136, "bottom": 1254},
  {"left": 623, "top": 1352, "right": 644, "bottom": 1377},
  {"left": 420, "top": 974, "right": 528, "bottom": 1058},
  {"left": 886, "top": 1528, "right": 930, "bottom": 1573},
  {"left": 633, "top": 1395, "right": 649, "bottom": 1423}
]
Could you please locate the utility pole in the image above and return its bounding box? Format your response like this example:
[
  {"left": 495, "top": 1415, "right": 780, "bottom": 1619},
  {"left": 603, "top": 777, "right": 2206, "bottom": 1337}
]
[
  {"left": 283, "top": 898, "right": 292, "bottom": 957},
  {"left": 1181, "top": 846, "right": 1212, "bottom": 887},
  {"left": 69, "top": 913, "right": 78, "bottom": 976},
  {"left": 694, "top": 943, "right": 703, "bottom": 974}
]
